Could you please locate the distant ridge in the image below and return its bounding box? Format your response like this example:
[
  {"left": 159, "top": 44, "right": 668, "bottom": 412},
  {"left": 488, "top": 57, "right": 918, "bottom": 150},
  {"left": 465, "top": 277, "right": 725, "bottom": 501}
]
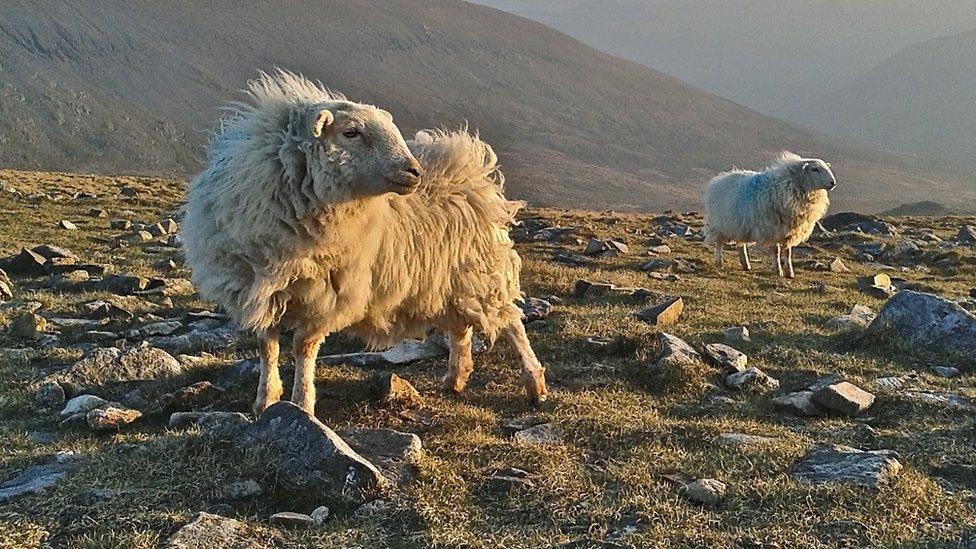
[{"left": 0, "top": 0, "right": 973, "bottom": 212}]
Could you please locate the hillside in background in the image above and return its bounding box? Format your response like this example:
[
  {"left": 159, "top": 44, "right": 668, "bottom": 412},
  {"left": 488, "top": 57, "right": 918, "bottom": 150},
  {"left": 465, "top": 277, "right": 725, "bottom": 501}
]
[
  {"left": 0, "top": 0, "right": 973, "bottom": 212},
  {"left": 797, "top": 29, "right": 976, "bottom": 166},
  {"left": 470, "top": 1, "right": 976, "bottom": 126}
]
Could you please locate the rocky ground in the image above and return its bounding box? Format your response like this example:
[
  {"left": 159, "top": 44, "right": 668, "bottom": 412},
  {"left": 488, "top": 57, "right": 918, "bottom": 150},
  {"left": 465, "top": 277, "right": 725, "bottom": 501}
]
[{"left": 1, "top": 169, "right": 975, "bottom": 548}]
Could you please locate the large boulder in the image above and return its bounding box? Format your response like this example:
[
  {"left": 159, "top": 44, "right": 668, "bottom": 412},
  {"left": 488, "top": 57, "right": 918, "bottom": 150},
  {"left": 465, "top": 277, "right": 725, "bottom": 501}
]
[
  {"left": 245, "top": 402, "right": 389, "bottom": 503},
  {"left": 866, "top": 291, "right": 976, "bottom": 357}
]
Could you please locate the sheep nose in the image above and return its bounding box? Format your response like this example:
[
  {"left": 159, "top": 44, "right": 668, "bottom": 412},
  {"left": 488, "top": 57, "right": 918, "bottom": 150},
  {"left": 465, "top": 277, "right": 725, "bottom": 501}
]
[{"left": 404, "top": 160, "right": 422, "bottom": 178}]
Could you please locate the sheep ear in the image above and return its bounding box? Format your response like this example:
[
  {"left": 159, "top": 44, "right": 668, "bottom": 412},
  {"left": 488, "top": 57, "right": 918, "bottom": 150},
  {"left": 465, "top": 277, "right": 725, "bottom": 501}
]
[{"left": 309, "top": 109, "right": 334, "bottom": 138}]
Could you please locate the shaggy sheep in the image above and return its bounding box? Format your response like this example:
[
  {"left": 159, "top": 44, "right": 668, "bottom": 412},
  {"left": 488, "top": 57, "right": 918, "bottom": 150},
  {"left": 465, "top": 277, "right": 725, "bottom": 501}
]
[
  {"left": 703, "top": 152, "right": 836, "bottom": 277},
  {"left": 181, "top": 70, "right": 547, "bottom": 414}
]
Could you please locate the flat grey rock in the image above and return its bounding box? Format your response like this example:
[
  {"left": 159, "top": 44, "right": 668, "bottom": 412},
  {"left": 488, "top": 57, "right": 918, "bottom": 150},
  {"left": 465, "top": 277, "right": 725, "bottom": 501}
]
[
  {"left": 711, "top": 433, "right": 780, "bottom": 446},
  {"left": 791, "top": 444, "right": 902, "bottom": 488},
  {"left": 0, "top": 461, "right": 73, "bottom": 502},
  {"left": 336, "top": 427, "right": 422, "bottom": 486}
]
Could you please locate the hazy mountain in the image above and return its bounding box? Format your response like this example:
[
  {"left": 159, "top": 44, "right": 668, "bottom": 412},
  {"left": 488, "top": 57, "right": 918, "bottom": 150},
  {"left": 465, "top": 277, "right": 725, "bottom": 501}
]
[
  {"left": 471, "top": 1, "right": 976, "bottom": 126},
  {"left": 796, "top": 29, "right": 976, "bottom": 165},
  {"left": 0, "top": 0, "right": 972, "bottom": 212}
]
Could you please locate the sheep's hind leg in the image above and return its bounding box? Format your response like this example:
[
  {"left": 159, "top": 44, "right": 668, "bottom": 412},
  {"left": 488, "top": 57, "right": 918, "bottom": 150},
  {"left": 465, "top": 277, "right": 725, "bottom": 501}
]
[
  {"left": 739, "top": 245, "right": 751, "bottom": 270},
  {"left": 784, "top": 246, "right": 795, "bottom": 278},
  {"left": 291, "top": 328, "right": 325, "bottom": 415},
  {"left": 253, "top": 329, "right": 281, "bottom": 416},
  {"left": 442, "top": 326, "right": 475, "bottom": 394},
  {"left": 504, "top": 320, "right": 548, "bottom": 405},
  {"left": 770, "top": 244, "right": 784, "bottom": 277}
]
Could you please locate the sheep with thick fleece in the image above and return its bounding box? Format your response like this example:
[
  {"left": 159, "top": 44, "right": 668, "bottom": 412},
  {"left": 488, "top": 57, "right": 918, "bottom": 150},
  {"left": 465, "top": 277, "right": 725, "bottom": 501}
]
[
  {"left": 703, "top": 152, "right": 836, "bottom": 277},
  {"left": 181, "top": 71, "right": 546, "bottom": 414}
]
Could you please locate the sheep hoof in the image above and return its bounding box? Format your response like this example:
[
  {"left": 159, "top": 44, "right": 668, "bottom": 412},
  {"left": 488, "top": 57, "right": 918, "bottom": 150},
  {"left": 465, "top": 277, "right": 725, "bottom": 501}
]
[{"left": 441, "top": 375, "right": 467, "bottom": 395}]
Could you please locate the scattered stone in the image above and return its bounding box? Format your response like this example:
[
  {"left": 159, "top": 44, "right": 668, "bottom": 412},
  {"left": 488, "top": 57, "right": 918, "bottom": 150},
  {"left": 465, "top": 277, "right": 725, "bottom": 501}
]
[
  {"left": 270, "top": 511, "right": 314, "bottom": 527},
  {"left": 956, "top": 225, "right": 976, "bottom": 244},
  {"left": 552, "top": 252, "right": 591, "bottom": 266},
  {"left": 33, "top": 382, "right": 65, "bottom": 409},
  {"left": 829, "top": 257, "right": 850, "bottom": 273},
  {"left": 791, "top": 444, "right": 902, "bottom": 488},
  {"left": 930, "top": 365, "right": 959, "bottom": 378},
  {"left": 724, "top": 367, "right": 778, "bottom": 391},
  {"left": 319, "top": 333, "right": 475, "bottom": 367},
  {"left": 219, "top": 479, "right": 263, "bottom": 500},
  {"left": 165, "top": 512, "right": 281, "bottom": 549},
  {"left": 635, "top": 296, "right": 684, "bottom": 325},
  {"left": 120, "top": 186, "right": 139, "bottom": 198},
  {"left": 703, "top": 343, "right": 748, "bottom": 373},
  {"left": 711, "top": 433, "right": 779, "bottom": 446},
  {"left": 638, "top": 258, "right": 696, "bottom": 273},
  {"left": 57, "top": 220, "right": 78, "bottom": 230},
  {"left": 813, "top": 382, "right": 875, "bottom": 415},
  {"left": 375, "top": 373, "right": 423, "bottom": 410},
  {"left": 110, "top": 219, "right": 133, "bottom": 230},
  {"left": 134, "top": 320, "right": 183, "bottom": 337},
  {"left": 82, "top": 300, "right": 134, "bottom": 319},
  {"left": 905, "top": 390, "right": 973, "bottom": 410},
  {"left": 9, "top": 312, "right": 46, "bottom": 339},
  {"left": 486, "top": 467, "right": 535, "bottom": 490},
  {"left": 825, "top": 304, "right": 877, "bottom": 331},
  {"left": 51, "top": 345, "right": 183, "bottom": 387},
  {"left": 512, "top": 423, "right": 560, "bottom": 445},
  {"left": 723, "top": 326, "right": 750, "bottom": 344},
  {"left": 519, "top": 297, "right": 552, "bottom": 322},
  {"left": 90, "top": 274, "right": 151, "bottom": 294},
  {"left": 60, "top": 394, "right": 111, "bottom": 419},
  {"left": 772, "top": 390, "right": 823, "bottom": 416},
  {"left": 857, "top": 273, "right": 896, "bottom": 298},
  {"left": 86, "top": 406, "right": 142, "bottom": 430},
  {"left": 0, "top": 460, "right": 74, "bottom": 502},
  {"left": 678, "top": 478, "right": 726, "bottom": 506},
  {"left": 648, "top": 244, "right": 672, "bottom": 254},
  {"left": 89, "top": 208, "right": 109, "bottom": 218},
  {"left": 3, "top": 247, "right": 47, "bottom": 276},
  {"left": 821, "top": 212, "right": 897, "bottom": 236},
  {"left": 867, "top": 291, "right": 976, "bottom": 356},
  {"left": 571, "top": 279, "right": 616, "bottom": 297},
  {"left": 311, "top": 505, "right": 330, "bottom": 526},
  {"left": 149, "top": 324, "right": 238, "bottom": 355},
  {"left": 582, "top": 238, "right": 629, "bottom": 258},
  {"left": 0, "top": 269, "right": 13, "bottom": 300},
  {"left": 654, "top": 333, "right": 701, "bottom": 368},
  {"left": 336, "top": 428, "right": 423, "bottom": 486}
]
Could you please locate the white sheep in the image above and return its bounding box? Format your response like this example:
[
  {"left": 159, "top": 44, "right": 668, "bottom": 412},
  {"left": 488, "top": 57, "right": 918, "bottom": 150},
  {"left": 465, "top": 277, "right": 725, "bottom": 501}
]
[
  {"left": 181, "top": 70, "right": 547, "bottom": 415},
  {"left": 703, "top": 152, "right": 836, "bottom": 277}
]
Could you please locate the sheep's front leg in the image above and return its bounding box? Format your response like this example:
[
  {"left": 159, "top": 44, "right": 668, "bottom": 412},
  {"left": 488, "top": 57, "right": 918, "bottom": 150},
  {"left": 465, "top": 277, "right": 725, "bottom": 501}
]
[
  {"left": 784, "top": 246, "right": 795, "bottom": 278},
  {"left": 504, "top": 320, "right": 548, "bottom": 405},
  {"left": 292, "top": 329, "right": 325, "bottom": 415},
  {"left": 770, "top": 244, "right": 784, "bottom": 277},
  {"left": 442, "top": 326, "right": 474, "bottom": 394},
  {"left": 739, "top": 244, "right": 751, "bottom": 271},
  {"left": 712, "top": 241, "right": 723, "bottom": 268},
  {"left": 253, "top": 329, "right": 281, "bottom": 416}
]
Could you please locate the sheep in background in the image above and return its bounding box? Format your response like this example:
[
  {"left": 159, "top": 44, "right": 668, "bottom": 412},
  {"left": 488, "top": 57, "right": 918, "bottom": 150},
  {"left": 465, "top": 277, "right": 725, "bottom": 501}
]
[
  {"left": 181, "top": 70, "right": 547, "bottom": 415},
  {"left": 703, "top": 152, "right": 836, "bottom": 278}
]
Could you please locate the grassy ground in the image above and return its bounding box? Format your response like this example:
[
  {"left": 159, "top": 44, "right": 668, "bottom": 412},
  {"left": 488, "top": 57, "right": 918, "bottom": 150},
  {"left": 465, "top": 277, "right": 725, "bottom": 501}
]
[{"left": 1, "top": 169, "right": 975, "bottom": 548}]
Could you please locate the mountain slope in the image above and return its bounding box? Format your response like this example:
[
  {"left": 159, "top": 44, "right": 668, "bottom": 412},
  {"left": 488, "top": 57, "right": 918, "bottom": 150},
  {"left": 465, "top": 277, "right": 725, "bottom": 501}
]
[
  {"left": 797, "top": 29, "right": 976, "bottom": 165},
  {"left": 470, "top": 1, "right": 976, "bottom": 123},
  {"left": 0, "top": 0, "right": 972, "bottom": 212}
]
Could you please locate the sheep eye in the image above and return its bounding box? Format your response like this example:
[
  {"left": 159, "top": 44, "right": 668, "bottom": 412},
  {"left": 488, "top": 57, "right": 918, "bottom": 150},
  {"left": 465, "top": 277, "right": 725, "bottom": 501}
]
[{"left": 342, "top": 129, "right": 361, "bottom": 139}]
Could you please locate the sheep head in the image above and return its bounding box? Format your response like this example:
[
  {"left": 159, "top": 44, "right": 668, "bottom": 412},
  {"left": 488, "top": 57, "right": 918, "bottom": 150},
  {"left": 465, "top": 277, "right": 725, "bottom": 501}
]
[
  {"left": 285, "top": 101, "right": 423, "bottom": 201},
  {"left": 796, "top": 158, "right": 836, "bottom": 192}
]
